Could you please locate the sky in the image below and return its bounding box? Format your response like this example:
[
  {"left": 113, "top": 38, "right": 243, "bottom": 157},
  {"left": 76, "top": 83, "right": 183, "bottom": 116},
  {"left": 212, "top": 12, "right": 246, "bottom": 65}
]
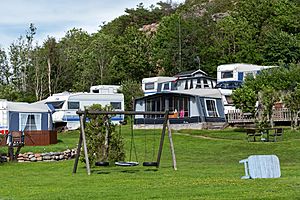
[{"left": 0, "top": 0, "right": 184, "bottom": 50}]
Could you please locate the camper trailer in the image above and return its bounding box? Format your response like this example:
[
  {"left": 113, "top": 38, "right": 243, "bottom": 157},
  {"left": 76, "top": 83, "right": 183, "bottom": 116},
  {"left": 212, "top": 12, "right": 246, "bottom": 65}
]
[
  {"left": 0, "top": 99, "right": 53, "bottom": 135},
  {"left": 142, "top": 77, "right": 177, "bottom": 96},
  {"left": 217, "top": 63, "right": 276, "bottom": 85},
  {"left": 45, "top": 88, "right": 124, "bottom": 130}
]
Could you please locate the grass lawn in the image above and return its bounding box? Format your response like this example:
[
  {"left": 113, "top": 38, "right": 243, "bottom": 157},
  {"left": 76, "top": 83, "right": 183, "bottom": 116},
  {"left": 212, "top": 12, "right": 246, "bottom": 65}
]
[{"left": 0, "top": 127, "right": 299, "bottom": 199}]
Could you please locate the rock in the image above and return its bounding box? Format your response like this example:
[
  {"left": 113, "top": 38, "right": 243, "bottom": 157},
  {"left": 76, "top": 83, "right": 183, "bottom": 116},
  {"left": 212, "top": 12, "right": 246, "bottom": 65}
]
[
  {"left": 28, "top": 154, "right": 35, "bottom": 159},
  {"left": 35, "top": 153, "right": 41, "bottom": 158},
  {"left": 30, "top": 157, "right": 37, "bottom": 162},
  {"left": 37, "top": 157, "right": 43, "bottom": 161},
  {"left": 59, "top": 155, "right": 64, "bottom": 160},
  {"left": 43, "top": 155, "right": 51, "bottom": 160}
]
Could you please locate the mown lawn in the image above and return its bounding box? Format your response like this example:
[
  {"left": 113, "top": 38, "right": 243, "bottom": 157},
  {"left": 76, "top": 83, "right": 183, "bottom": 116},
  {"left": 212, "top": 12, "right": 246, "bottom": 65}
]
[{"left": 0, "top": 127, "right": 299, "bottom": 199}]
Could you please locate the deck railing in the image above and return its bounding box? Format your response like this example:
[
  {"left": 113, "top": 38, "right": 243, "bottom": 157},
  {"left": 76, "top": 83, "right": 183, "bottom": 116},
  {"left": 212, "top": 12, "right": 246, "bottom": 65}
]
[{"left": 227, "top": 108, "right": 292, "bottom": 124}]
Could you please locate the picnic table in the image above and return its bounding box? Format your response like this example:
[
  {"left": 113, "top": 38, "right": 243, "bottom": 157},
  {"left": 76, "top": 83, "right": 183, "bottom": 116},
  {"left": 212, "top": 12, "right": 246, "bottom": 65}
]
[{"left": 245, "top": 127, "right": 283, "bottom": 142}]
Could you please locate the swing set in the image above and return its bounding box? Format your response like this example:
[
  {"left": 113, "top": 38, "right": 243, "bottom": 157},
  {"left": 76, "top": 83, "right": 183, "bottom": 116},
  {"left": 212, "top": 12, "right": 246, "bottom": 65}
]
[{"left": 72, "top": 110, "right": 177, "bottom": 175}]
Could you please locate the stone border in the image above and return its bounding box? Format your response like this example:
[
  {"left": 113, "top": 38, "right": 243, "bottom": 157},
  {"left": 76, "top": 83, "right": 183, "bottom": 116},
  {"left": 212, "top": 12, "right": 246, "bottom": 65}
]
[{"left": 0, "top": 148, "right": 77, "bottom": 163}]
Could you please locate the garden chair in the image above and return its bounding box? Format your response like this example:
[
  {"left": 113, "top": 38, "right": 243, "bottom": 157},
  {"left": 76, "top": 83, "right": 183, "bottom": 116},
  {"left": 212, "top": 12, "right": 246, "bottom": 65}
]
[{"left": 239, "top": 155, "right": 281, "bottom": 179}]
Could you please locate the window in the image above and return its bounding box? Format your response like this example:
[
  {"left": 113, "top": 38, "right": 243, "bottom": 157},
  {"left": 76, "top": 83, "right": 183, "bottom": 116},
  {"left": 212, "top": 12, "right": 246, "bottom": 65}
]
[
  {"left": 205, "top": 99, "right": 219, "bottom": 117},
  {"left": 110, "top": 102, "right": 122, "bottom": 110},
  {"left": 68, "top": 101, "right": 80, "bottom": 109},
  {"left": 19, "top": 113, "right": 42, "bottom": 131},
  {"left": 145, "top": 82, "right": 155, "bottom": 90},
  {"left": 163, "top": 83, "right": 170, "bottom": 90},
  {"left": 190, "top": 79, "right": 194, "bottom": 89},
  {"left": 184, "top": 80, "right": 189, "bottom": 89},
  {"left": 46, "top": 101, "right": 65, "bottom": 109},
  {"left": 225, "top": 95, "right": 233, "bottom": 104},
  {"left": 221, "top": 71, "right": 233, "bottom": 79}
]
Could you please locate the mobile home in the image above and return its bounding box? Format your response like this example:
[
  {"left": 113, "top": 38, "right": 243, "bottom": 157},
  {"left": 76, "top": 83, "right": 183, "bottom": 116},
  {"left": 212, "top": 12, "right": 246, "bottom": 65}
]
[
  {"left": 217, "top": 63, "right": 276, "bottom": 84},
  {"left": 134, "top": 89, "right": 226, "bottom": 129},
  {"left": 45, "top": 90, "right": 125, "bottom": 130}
]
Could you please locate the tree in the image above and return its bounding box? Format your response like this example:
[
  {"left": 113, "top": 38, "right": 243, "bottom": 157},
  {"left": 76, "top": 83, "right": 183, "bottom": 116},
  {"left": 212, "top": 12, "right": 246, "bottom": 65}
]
[
  {"left": 0, "top": 48, "right": 11, "bottom": 85},
  {"left": 119, "top": 79, "right": 144, "bottom": 111},
  {"left": 81, "top": 104, "right": 125, "bottom": 165}
]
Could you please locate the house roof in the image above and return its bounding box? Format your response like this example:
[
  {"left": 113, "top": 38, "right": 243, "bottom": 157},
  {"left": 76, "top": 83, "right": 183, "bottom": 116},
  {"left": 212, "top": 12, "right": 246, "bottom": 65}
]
[
  {"left": 174, "top": 69, "right": 208, "bottom": 78},
  {"left": 136, "top": 89, "right": 222, "bottom": 101}
]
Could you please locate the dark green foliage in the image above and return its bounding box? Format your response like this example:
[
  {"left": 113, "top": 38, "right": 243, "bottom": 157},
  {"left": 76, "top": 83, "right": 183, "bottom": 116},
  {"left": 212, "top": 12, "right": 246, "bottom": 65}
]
[
  {"left": 81, "top": 104, "right": 125, "bottom": 165},
  {"left": 119, "top": 79, "right": 144, "bottom": 111}
]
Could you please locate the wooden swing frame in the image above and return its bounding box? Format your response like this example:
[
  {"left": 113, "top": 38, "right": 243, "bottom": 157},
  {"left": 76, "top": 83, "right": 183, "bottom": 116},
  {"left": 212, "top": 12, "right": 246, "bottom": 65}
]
[{"left": 72, "top": 110, "right": 177, "bottom": 175}]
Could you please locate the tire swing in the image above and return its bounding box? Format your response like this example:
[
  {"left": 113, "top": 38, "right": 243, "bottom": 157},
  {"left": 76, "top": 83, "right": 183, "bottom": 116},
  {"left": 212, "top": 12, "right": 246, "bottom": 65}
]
[
  {"left": 115, "top": 115, "right": 139, "bottom": 167},
  {"left": 143, "top": 117, "right": 158, "bottom": 167}
]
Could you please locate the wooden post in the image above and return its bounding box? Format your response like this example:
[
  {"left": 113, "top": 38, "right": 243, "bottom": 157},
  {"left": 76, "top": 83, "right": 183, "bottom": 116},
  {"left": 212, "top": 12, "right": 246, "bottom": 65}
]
[
  {"left": 72, "top": 116, "right": 83, "bottom": 174},
  {"left": 80, "top": 114, "right": 91, "bottom": 175},
  {"left": 156, "top": 111, "right": 169, "bottom": 168},
  {"left": 167, "top": 119, "right": 177, "bottom": 170},
  {"left": 103, "top": 116, "right": 109, "bottom": 160}
]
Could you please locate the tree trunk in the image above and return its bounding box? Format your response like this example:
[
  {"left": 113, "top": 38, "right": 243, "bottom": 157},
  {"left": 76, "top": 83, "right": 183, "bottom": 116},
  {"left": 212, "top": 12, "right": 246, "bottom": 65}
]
[{"left": 47, "top": 57, "right": 52, "bottom": 96}]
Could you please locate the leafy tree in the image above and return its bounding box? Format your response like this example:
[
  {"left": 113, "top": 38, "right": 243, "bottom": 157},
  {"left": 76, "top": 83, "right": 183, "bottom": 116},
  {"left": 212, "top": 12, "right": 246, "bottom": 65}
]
[
  {"left": 119, "top": 79, "right": 144, "bottom": 111},
  {"left": 232, "top": 85, "right": 257, "bottom": 114},
  {"left": 0, "top": 48, "right": 11, "bottom": 85}
]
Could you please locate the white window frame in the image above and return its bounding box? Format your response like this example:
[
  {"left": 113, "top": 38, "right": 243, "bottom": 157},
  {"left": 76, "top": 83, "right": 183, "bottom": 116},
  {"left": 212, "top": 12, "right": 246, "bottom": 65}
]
[
  {"left": 204, "top": 99, "right": 219, "bottom": 117},
  {"left": 19, "top": 113, "right": 42, "bottom": 131}
]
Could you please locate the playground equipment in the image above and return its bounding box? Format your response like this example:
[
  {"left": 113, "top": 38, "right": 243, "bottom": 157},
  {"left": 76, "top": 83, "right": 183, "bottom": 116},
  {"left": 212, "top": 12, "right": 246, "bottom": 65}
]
[{"left": 72, "top": 110, "right": 177, "bottom": 175}]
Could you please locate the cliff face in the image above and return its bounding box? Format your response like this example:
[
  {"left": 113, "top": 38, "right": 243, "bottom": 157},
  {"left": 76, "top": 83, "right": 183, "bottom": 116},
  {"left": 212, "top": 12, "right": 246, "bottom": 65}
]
[{"left": 180, "top": 0, "right": 238, "bottom": 21}]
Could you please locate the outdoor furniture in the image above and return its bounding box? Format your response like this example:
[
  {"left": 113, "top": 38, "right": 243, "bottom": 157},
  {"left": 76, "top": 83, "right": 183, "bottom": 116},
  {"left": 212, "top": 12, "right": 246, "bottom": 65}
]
[
  {"left": 269, "top": 128, "right": 283, "bottom": 142},
  {"left": 245, "top": 128, "right": 262, "bottom": 142},
  {"left": 239, "top": 155, "right": 281, "bottom": 179},
  {"left": 245, "top": 128, "right": 283, "bottom": 142}
]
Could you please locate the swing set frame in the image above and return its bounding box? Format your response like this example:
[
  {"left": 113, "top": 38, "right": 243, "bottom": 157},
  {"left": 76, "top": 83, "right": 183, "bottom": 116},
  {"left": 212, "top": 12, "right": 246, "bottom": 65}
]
[{"left": 72, "top": 110, "right": 177, "bottom": 175}]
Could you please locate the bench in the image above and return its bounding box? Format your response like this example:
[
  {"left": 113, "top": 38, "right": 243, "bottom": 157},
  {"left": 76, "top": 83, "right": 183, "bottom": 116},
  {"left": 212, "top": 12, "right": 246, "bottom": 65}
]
[
  {"left": 246, "top": 128, "right": 262, "bottom": 142},
  {"left": 269, "top": 128, "right": 283, "bottom": 142}
]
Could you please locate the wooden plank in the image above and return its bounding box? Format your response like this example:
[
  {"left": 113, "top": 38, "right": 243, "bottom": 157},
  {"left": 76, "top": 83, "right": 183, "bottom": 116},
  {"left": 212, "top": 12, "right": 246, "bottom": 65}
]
[
  {"left": 156, "top": 111, "right": 169, "bottom": 168},
  {"left": 167, "top": 119, "right": 177, "bottom": 170}
]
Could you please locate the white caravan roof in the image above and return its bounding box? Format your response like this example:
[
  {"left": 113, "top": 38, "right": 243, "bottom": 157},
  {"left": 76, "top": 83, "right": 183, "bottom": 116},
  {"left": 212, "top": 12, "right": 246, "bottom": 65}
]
[
  {"left": 142, "top": 76, "right": 177, "bottom": 84},
  {"left": 46, "top": 92, "right": 124, "bottom": 102},
  {"left": 217, "top": 63, "right": 276, "bottom": 72},
  {"left": 0, "top": 99, "right": 49, "bottom": 113},
  {"left": 90, "top": 85, "right": 120, "bottom": 94}
]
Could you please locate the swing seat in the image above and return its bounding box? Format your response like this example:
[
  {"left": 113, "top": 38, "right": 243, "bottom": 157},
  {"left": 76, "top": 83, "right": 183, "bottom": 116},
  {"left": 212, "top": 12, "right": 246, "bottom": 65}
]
[
  {"left": 115, "top": 161, "right": 139, "bottom": 167},
  {"left": 95, "top": 161, "right": 110, "bottom": 166},
  {"left": 143, "top": 162, "right": 158, "bottom": 167}
]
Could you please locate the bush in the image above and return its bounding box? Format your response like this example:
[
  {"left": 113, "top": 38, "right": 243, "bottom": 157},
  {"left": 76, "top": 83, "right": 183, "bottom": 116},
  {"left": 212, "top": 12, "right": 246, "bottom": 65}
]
[{"left": 80, "top": 104, "right": 125, "bottom": 165}]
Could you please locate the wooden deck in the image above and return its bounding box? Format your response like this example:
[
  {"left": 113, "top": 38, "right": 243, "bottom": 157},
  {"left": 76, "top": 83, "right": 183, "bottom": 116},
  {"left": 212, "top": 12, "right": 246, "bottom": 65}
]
[{"left": 227, "top": 108, "right": 292, "bottom": 124}]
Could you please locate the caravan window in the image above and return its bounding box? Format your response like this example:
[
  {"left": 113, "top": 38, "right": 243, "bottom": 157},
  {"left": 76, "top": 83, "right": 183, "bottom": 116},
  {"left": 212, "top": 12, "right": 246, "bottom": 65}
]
[
  {"left": 205, "top": 99, "right": 219, "bottom": 117},
  {"left": 110, "top": 102, "right": 122, "bottom": 110},
  {"left": 19, "top": 113, "right": 42, "bottom": 131},
  {"left": 221, "top": 71, "right": 233, "bottom": 79},
  {"left": 163, "top": 83, "right": 170, "bottom": 90},
  {"left": 47, "top": 101, "right": 65, "bottom": 109},
  {"left": 68, "top": 102, "right": 80, "bottom": 110},
  {"left": 145, "top": 82, "right": 155, "bottom": 90}
]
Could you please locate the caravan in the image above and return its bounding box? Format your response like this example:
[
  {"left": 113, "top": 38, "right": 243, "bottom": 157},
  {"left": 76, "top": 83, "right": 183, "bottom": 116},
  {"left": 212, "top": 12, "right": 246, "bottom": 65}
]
[
  {"left": 45, "top": 86, "right": 124, "bottom": 130},
  {"left": 217, "top": 63, "right": 276, "bottom": 84}
]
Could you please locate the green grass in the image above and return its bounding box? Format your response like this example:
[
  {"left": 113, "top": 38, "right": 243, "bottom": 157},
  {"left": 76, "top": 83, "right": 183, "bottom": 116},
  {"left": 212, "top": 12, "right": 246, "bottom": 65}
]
[{"left": 0, "top": 127, "right": 300, "bottom": 199}]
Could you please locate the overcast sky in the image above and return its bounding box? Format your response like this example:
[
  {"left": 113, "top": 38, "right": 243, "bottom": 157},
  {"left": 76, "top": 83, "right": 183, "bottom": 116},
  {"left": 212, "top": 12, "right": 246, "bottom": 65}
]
[{"left": 0, "top": 0, "right": 184, "bottom": 50}]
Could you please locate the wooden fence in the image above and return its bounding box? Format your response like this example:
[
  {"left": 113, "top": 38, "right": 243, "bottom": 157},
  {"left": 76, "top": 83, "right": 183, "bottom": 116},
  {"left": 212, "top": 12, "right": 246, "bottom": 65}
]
[
  {"left": 0, "top": 130, "right": 57, "bottom": 146},
  {"left": 227, "top": 108, "right": 292, "bottom": 124}
]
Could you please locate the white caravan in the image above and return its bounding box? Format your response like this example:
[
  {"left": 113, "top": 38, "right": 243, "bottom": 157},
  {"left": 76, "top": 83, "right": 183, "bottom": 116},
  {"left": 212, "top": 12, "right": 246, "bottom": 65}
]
[
  {"left": 45, "top": 86, "right": 124, "bottom": 130},
  {"left": 142, "top": 76, "right": 177, "bottom": 96},
  {"left": 217, "top": 63, "right": 276, "bottom": 83}
]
